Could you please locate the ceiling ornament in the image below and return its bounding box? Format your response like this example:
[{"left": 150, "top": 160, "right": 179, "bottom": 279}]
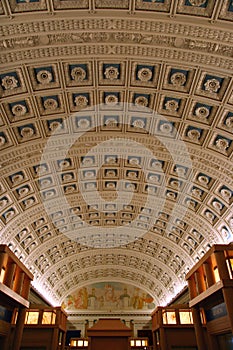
[
  {"left": 105, "top": 94, "right": 119, "bottom": 105},
  {"left": 104, "top": 66, "right": 119, "bottom": 80},
  {"left": 11, "top": 103, "right": 27, "bottom": 117},
  {"left": 137, "top": 68, "right": 153, "bottom": 82},
  {"left": 170, "top": 72, "right": 187, "bottom": 86},
  {"left": 74, "top": 95, "right": 89, "bottom": 107},
  {"left": 20, "top": 126, "right": 35, "bottom": 139},
  {"left": 0, "top": 135, "right": 6, "bottom": 146},
  {"left": 1, "top": 75, "right": 18, "bottom": 90},
  {"left": 43, "top": 98, "right": 58, "bottom": 110},
  {"left": 36, "top": 70, "right": 53, "bottom": 84},
  {"left": 71, "top": 67, "right": 87, "bottom": 82},
  {"left": 195, "top": 106, "right": 209, "bottom": 119},
  {"left": 204, "top": 78, "right": 221, "bottom": 93},
  {"left": 164, "top": 99, "right": 179, "bottom": 112}
]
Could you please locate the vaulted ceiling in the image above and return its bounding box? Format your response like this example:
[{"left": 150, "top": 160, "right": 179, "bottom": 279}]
[{"left": 0, "top": 0, "right": 233, "bottom": 308}]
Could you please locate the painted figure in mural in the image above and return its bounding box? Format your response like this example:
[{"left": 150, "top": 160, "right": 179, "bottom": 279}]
[
  {"left": 82, "top": 287, "right": 88, "bottom": 309},
  {"left": 131, "top": 288, "right": 141, "bottom": 309},
  {"left": 64, "top": 294, "right": 74, "bottom": 309},
  {"left": 104, "top": 283, "right": 115, "bottom": 303},
  {"left": 88, "top": 288, "right": 97, "bottom": 309},
  {"left": 74, "top": 288, "right": 85, "bottom": 309},
  {"left": 120, "top": 288, "right": 130, "bottom": 308}
]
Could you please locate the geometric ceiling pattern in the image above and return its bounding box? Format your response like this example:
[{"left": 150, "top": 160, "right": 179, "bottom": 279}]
[{"left": 0, "top": 0, "right": 233, "bottom": 308}]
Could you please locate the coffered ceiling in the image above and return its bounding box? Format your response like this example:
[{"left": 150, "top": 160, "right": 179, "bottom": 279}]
[{"left": 0, "top": 0, "right": 233, "bottom": 309}]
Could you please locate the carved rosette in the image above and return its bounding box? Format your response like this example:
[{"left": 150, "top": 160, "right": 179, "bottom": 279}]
[
  {"left": 36, "top": 70, "right": 53, "bottom": 84},
  {"left": 159, "top": 123, "right": 173, "bottom": 134},
  {"left": 165, "top": 99, "right": 179, "bottom": 112},
  {"left": 105, "top": 94, "right": 118, "bottom": 105},
  {"left": 191, "top": 188, "right": 202, "bottom": 198},
  {"left": 74, "top": 95, "right": 88, "bottom": 107},
  {"left": 0, "top": 135, "right": 6, "bottom": 146},
  {"left": 135, "top": 96, "right": 148, "bottom": 107},
  {"left": 195, "top": 106, "right": 209, "bottom": 119},
  {"left": 2, "top": 76, "right": 18, "bottom": 90},
  {"left": 132, "top": 119, "right": 145, "bottom": 128},
  {"left": 105, "top": 117, "right": 118, "bottom": 127},
  {"left": 11, "top": 173, "right": 24, "bottom": 184},
  {"left": 77, "top": 118, "right": 90, "bottom": 128},
  {"left": 49, "top": 121, "right": 62, "bottom": 131},
  {"left": 212, "top": 200, "right": 223, "bottom": 212},
  {"left": 20, "top": 126, "right": 35, "bottom": 138},
  {"left": 4, "top": 209, "right": 15, "bottom": 222},
  {"left": 187, "top": 129, "right": 201, "bottom": 141},
  {"left": 12, "top": 104, "right": 27, "bottom": 117},
  {"left": 0, "top": 197, "right": 8, "bottom": 208},
  {"left": 65, "top": 186, "right": 75, "bottom": 194},
  {"left": 62, "top": 174, "right": 73, "bottom": 182},
  {"left": 220, "top": 188, "right": 231, "bottom": 200},
  {"left": 24, "top": 197, "right": 35, "bottom": 208},
  {"left": 43, "top": 98, "right": 58, "bottom": 110},
  {"left": 148, "top": 174, "right": 160, "bottom": 183},
  {"left": 137, "top": 67, "right": 152, "bottom": 82},
  {"left": 215, "top": 138, "right": 229, "bottom": 151},
  {"left": 71, "top": 67, "right": 86, "bottom": 81},
  {"left": 198, "top": 174, "right": 209, "bottom": 185},
  {"left": 18, "top": 187, "right": 29, "bottom": 197},
  {"left": 170, "top": 72, "right": 186, "bottom": 86},
  {"left": 104, "top": 66, "right": 119, "bottom": 80},
  {"left": 225, "top": 116, "right": 233, "bottom": 129},
  {"left": 204, "top": 79, "right": 221, "bottom": 93},
  {"left": 205, "top": 210, "right": 215, "bottom": 222},
  {"left": 35, "top": 164, "right": 47, "bottom": 174}
]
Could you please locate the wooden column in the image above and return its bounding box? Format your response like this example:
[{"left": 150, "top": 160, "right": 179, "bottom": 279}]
[
  {"left": 12, "top": 307, "right": 26, "bottom": 350},
  {"left": 0, "top": 251, "right": 8, "bottom": 271},
  {"left": 192, "top": 307, "right": 206, "bottom": 350},
  {"left": 13, "top": 268, "right": 25, "bottom": 295},
  {"left": 214, "top": 251, "right": 229, "bottom": 280},
  {"left": 2, "top": 323, "right": 12, "bottom": 350},
  {"left": 187, "top": 275, "right": 197, "bottom": 299},
  {"left": 152, "top": 331, "right": 157, "bottom": 350},
  {"left": 222, "top": 287, "right": 233, "bottom": 333},
  {"left": 60, "top": 331, "right": 66, "bottom": 350},
  {"left": 21, "top": 276, "right": 31, "bottom": 299},
  {"left": 195, "top": 268, "right": 206, "bottom": 294},
  {"left": 159, "top": 327, "right": 167, "bottom": 350},
  {"left": 203, "top": 261, "right": 215, "bottom": 288},
  {"left": 51, "top": 327, "right": 59, "bottom": 350},
  {"left": 206, "top": 332, "right": 219, "bottom": 350},
  {"left": 3, "top": 262, "right": 16, "bottom": 288}
]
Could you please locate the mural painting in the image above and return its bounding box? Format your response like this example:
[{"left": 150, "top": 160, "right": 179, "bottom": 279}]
[{"left": 62, "top": 282, "right": 155, "bottom": 311}]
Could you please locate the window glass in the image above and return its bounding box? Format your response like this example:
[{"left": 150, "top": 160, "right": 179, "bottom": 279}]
[
  {"left": 226, "top": 258, "right": 233, "bottom": 279},
  {"left": 163, "top": 311, "right": 176, "bottom": 324},
  {"left": 0, "top": 268, "right": 5, "bottom": 283},
  {"left": 25, "top": 311, "right": 39, "bottom": 324},
  {"left": 179, "top": 311, "right": 193, "bottom": 324},
  {"left": 141, "top": 340, "right": 148, "bottom": 346},
  {"left": 42, "top": 311, "right": 56, "bottom": 324},
  {"left": 200, "top": 309, "right": 206, "bottom": 324},
  {"left": 214, "top": 267, "right": 220, "bottom": 282}
]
